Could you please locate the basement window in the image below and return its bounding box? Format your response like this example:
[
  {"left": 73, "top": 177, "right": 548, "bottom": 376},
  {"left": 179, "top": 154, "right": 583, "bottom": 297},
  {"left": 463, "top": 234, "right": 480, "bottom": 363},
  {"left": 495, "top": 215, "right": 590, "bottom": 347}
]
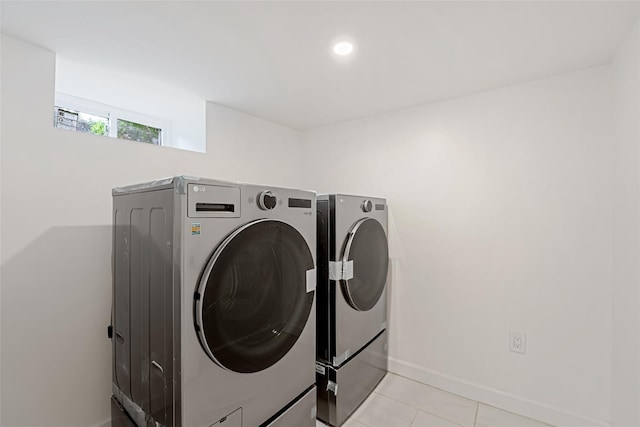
[
  {"left": 54, "top": 107, "right": 109, "bottom": 136},
  {"left": 117, "top": 119, "right": 162, "bottom": 145},
  {"left": 53, "top": 94, "right": 167, "bottom": 146}
]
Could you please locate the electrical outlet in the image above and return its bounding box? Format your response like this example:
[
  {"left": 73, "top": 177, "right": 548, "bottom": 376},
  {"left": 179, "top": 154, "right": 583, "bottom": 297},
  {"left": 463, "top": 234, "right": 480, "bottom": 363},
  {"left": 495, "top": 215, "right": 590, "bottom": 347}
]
[{"left": 509, "top": 331, "right": 527, "bottom": 355}]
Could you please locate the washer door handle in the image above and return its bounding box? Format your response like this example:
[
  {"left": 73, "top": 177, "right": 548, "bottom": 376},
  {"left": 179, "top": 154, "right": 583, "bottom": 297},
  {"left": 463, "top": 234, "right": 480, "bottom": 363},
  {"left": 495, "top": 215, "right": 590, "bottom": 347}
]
[{"left": 151, "top": 360, "right": 164, "bottom": 375}]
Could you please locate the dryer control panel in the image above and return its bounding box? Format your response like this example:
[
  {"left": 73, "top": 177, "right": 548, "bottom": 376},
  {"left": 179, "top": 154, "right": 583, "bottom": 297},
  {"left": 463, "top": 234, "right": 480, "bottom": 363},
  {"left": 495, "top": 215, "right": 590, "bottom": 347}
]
[{"left": 188, "top": 184, "right": 241, "bottom": 218}]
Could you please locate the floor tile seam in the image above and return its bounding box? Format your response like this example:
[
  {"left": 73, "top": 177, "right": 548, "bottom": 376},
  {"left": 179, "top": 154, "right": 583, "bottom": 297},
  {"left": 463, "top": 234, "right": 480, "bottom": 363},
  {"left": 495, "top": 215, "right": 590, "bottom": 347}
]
[
  {"left": 371, "top": 390, "right": 468, "bottom": 427},
  {"left": 475, "top": 403, "right": 555, "bottom": 427},
  {"left": 472, "top": 401, "right": 480, "bottom": 427},
  {"left": 386, "top": 373, "right": 551, "bottom": 427},
  {"left": 370, "top": 391, "right": 419, "bottom": 425},
  {"left": 408, "top": 406, "right": 419, "bottom": 427},
  {"left": 371, "top": 390, "right": 416, "bottom": 412},
  {"left": 352, "top": 417, "right": 372, "bottom": 427},
  {"left": 351, "top": 410, "right": 370, "bottom": 426},
  {"left": 412, "top": 409, "right": 471, "bottom": 427},
  {"left": 384, "top": 372, "right": 478, "bottom": 406},
  {"left": 351, "top": 395, "right": 380, "bottom": 427},
  {"left": 350, "top": 411, "right": 369, "bottom": 427}
]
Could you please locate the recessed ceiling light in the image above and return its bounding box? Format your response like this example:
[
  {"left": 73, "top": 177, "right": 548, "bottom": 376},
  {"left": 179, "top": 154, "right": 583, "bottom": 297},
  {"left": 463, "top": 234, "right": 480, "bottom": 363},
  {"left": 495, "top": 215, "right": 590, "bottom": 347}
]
[{"left": 333, "top": 41, "right": 354, "bottom": 56}]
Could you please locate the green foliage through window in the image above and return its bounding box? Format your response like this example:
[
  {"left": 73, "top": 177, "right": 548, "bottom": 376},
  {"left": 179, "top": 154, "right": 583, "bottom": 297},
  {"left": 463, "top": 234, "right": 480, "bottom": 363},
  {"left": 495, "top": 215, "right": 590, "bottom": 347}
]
[
  {"left": 117, "top": 119, "right": 161, "bottom": 145},
  {"left": 54, "top": 104, "right": 163, "bottom": 145},
  {"left": 90, "top": 121, "right": 107, "bottom": 136},
  {"left": 55, "top": 107, "right": 109, "bottom": 136}
]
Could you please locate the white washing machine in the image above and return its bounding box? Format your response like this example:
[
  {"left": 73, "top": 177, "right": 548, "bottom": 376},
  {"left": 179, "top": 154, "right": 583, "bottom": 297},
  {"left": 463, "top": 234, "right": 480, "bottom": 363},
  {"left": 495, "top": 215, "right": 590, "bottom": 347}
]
[
  {"left": 315, "top": 194, "right": 389, "bottom": 426},
  {"left": 111, "top": 176, "right": 317, "bottom": 427}
]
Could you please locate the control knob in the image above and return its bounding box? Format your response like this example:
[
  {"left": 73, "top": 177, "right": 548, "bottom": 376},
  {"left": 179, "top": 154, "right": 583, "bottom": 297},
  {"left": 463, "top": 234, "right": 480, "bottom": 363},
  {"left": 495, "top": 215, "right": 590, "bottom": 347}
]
[
  {"left": 258, "top": 191, "right": 277, "bottom": 210},
  {"left": 362, "top": 199, "right": 373, "bottom": 213}
]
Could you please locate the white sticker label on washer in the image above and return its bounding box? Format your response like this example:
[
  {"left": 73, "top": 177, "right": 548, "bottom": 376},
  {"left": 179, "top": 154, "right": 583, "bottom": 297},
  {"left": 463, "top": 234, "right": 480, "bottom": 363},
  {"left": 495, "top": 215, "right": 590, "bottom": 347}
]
[
  {"left": 306, "top": 268, "right": 316, "bottom": 293},
  {"left": 315, "top": 363, "right": 326, "bottom": 375},
  {"left": 329, "top": 261, "right": 354, "bottom": 281},
  {"left": 333, "top": 349, "right": 350, "bottom": 366},
  {"left": 329, "top": 261, "right": 342, "bottom": 281},
  {"left": 327, "top": 381, "right": 338, "bottom": 395},
  {"left": 343, "top": 260, "right": 354, "bottom": 280}
]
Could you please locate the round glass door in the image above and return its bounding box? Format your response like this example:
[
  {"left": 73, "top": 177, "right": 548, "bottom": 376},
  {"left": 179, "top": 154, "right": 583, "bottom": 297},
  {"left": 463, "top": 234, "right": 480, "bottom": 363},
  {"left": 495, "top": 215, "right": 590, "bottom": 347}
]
[
  {"left": 340, "top": 218, "right": 389, "bottom": 311},
  {"left": 195, "top": 219, "right": 315, "bottom": 373}
]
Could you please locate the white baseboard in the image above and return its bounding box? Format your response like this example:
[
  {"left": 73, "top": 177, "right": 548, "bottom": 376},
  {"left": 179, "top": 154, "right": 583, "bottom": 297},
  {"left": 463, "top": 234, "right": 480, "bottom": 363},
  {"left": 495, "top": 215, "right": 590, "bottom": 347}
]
[{"left": 387, "top": 357, "right": 612, "bottom": 427}]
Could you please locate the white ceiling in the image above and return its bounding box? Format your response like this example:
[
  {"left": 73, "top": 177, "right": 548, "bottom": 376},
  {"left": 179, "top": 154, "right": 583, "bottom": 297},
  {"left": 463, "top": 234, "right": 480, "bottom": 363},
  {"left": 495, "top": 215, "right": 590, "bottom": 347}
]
[{"left": 2, "top": 1, "right": 640, "bottom": 130}]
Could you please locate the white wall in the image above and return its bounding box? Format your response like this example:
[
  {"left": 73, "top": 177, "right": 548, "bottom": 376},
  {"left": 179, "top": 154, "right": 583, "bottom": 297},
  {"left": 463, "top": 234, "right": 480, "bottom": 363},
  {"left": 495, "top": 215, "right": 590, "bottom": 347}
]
[
  {"left": 2, "top": 23, "right": 638, "bottom": 427},
  {"left": 302, "top": 67, "right": 614, "bottom": 426},
  {"left": 611, "top": 18, "right": 640, "bottom": 427},
  {"left": 0, "top": 35, "right": 303, "bottom": 426},
  {"left": 56, "top": 58, "right": 206, "bottom": 153}
]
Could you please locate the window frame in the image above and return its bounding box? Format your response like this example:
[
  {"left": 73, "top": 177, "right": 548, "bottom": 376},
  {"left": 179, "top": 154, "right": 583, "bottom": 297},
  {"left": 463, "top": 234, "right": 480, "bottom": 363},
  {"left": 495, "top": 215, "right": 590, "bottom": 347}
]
[{"left": 54, "top": 93, "right": 171, "bottom": 146}]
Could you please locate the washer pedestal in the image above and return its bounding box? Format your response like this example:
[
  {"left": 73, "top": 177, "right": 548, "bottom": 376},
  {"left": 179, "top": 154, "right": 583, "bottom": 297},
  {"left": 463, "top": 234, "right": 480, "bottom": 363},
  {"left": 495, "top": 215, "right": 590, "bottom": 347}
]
[
  {"left": 316, "top": 330, "right": 388, "bottom": 427},
  {"left": 267, "top": 386, "right": 317, "bottom": 427},
  {"left": 111, "top": 396, "right": 136, "bottom": 427}
]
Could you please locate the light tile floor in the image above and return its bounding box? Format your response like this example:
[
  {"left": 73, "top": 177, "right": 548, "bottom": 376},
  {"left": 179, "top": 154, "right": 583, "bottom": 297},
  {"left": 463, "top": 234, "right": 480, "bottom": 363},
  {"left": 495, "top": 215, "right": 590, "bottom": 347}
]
[{"left": 317, "top": 373, "right": 553, "bottom": 427}]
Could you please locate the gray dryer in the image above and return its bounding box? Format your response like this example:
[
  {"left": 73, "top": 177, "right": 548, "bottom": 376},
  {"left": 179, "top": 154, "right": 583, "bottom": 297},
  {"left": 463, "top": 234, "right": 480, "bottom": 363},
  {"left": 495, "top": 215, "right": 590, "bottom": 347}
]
[{"left": 315, "top": 194, "right": 389, "bottom": 426}]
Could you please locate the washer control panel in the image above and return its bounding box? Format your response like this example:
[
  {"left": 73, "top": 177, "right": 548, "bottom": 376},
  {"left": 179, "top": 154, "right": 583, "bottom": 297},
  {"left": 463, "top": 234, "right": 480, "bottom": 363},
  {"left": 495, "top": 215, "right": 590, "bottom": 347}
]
[
  {"left": 188, "top": 184, "right": 240, "bottom": 218},
  {"left": 361, "top": 199, "right": 373, "bottom": 213},
  {"left": 258, "top": 190, "right": 277, "bottom": 210}
]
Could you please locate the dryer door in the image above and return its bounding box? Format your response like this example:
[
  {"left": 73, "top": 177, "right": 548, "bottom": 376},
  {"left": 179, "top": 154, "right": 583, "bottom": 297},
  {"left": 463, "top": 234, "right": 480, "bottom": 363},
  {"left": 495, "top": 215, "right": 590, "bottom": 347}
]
[
  {"left": 195, "top": 219, "right": 315, "bottom": 373},
  {"left": 340, "top": 218, "right": 389, "bottom": 311}
]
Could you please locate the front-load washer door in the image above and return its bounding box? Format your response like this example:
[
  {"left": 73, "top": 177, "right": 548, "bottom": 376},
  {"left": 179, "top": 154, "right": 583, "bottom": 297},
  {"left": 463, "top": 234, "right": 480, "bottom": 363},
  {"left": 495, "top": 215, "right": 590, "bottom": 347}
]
[
  {"left": 340, "top": 218, "right": 389, "bottom": 311},
  {"left": 194, "top": 219, "right": 315, "bottom": 373}
]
